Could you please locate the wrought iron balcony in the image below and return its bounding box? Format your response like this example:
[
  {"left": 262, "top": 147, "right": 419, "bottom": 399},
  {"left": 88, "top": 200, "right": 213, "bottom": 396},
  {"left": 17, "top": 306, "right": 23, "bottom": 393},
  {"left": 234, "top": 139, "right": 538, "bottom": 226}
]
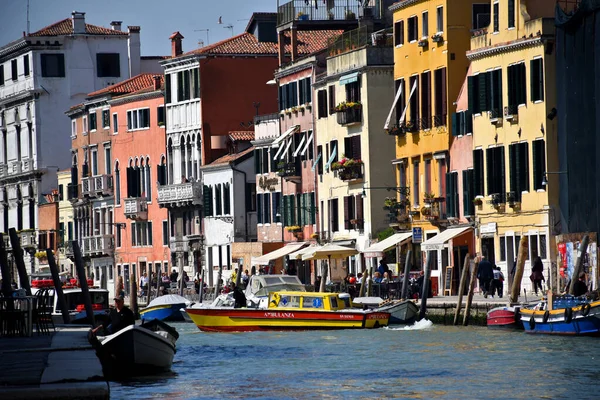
[
  {"left": 277, "top": 161, "right": 300, "bottom": 179},
  {"left": 124, "top": 197, "right": 148, "bottom": 220},
  {"left": 336, "top": 107, "right": 362, "bottom": 126},
  {"left": 157, "top": 181, "right": 202, "bottom": 207}
]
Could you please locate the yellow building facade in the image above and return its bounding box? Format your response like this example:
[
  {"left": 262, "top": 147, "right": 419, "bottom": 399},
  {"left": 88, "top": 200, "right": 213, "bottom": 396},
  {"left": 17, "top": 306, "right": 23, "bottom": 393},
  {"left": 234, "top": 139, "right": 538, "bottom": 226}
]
[
  {"left": 390, "top": 0, "right": 480, "bottom": 291},
  {"left": 467, "top": 0, "right": 557, "bottom": 292}
]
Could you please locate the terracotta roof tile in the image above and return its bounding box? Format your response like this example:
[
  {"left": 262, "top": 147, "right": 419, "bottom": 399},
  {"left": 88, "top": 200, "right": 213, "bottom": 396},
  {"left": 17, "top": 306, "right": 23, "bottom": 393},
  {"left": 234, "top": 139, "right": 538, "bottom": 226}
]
[
  {"left": 29, "top": 18, "right": 129, "bottom": 37},
  {"left": 229, "top": 131, "right": 255, "bottom": 141},
  {"left": 183, "top": 30, "right": 342, "bottom": 57},
  {"left": 210, "top": 146, "right": 255, "bottom": 166},
  {"left": 87, "top": 74, "right": 163, "bottom": 97}
]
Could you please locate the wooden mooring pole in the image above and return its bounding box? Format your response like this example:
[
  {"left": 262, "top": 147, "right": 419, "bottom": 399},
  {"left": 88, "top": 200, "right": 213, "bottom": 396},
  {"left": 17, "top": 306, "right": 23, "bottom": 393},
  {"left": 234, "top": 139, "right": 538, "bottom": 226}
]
[
  {"left": 130, "top": 265, "right": 138, "bottom": 317},
  {"left": 510, "top": 236, "right": 529, "bottom": 304},
  {"left": 418, "top": 252, "right": 433, "bottom": 321},
  {"left": 463, "top": 259, "right": 479, "bottom": 326},
  {"left": 569, "top": 235, "right": 589, "bottom": 295},
  {"left": 358, "top": 268, "right": 369, "bottom": 297},
  {"left": 9, "top": 228, "right": 32, "bottom": 296},
  {"left": 453, "top": 254, "right": 471, "bottom": 325},
  {"left": 46, "top": 248, "right": 70, "bottom": 324},
  {"left": 401, "top": 250, "right": 412, "bottom": 300},
  {"left": 72, "top": 240, "right": 95, "bottom": 326}
]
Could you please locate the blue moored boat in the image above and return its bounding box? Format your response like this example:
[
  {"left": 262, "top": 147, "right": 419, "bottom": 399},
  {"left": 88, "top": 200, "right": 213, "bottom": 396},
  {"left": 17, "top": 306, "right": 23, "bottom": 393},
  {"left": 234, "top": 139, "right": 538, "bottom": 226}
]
[
  {"left": 520, "top": 295, "right": 600, "bottom": 336},
  {"left": 140, "top": 294, "right": 190, "bottom": 322}
]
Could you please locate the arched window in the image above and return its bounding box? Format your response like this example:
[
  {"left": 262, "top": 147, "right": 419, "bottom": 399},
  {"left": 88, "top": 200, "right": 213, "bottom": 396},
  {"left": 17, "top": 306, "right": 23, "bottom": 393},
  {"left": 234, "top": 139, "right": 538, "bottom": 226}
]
[
  {"left": 28, "top": 184, "right": 34, "bottom": 229},
  {"left": 186, "top": 134, "right": 192, "bottom": 181},
  {"left": 167, "top": 139, "right": 173, "bottom": 184},
  {"left": 180, "top": 136, "right": 186, "bottom": 182},
  {"left": 139, "top": 158, "right": 146, "bottom": 199},
  {"left": 115, "top": 161, "right": 121, "bottom": 205},
  {"left": 145, "top": 157, "right": 151, "bottom": 200}
]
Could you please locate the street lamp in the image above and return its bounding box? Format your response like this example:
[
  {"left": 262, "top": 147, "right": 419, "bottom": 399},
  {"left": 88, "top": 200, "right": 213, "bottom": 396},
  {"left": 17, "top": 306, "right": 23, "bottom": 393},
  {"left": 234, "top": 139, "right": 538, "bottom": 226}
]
[{"left": 541, "top": 171, "right": 567, "bottom": 186}]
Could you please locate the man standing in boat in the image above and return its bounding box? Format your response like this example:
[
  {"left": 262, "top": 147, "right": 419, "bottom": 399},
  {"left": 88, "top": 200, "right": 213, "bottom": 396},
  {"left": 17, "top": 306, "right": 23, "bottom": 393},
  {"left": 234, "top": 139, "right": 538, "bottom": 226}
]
[{"left": 91, "top": 294, "right": 135, "bottom": 335}]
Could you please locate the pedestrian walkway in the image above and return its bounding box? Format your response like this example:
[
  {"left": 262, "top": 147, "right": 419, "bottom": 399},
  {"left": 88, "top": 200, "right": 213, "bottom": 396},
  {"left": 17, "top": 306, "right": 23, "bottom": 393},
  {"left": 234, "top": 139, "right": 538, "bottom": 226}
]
[{"left": 0, "top": 326, "right": 108, "bottom": 399}]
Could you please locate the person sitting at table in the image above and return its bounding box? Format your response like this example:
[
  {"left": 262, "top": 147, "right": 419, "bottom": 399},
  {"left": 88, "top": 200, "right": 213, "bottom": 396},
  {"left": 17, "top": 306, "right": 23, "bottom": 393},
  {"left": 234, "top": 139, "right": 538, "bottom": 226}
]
[
  {"left": 373, "top": 272, "right": 383, "bottom": 283},
  {"left": 381, "top": 272, "right": 390, "bottom": 284}
]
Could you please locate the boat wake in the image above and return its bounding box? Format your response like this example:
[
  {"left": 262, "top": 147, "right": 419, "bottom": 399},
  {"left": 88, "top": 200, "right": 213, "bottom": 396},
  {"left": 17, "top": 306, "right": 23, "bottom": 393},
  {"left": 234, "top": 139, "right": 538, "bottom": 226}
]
[{"left": 386, "top": 319, "right": 434, "bottom": 331}]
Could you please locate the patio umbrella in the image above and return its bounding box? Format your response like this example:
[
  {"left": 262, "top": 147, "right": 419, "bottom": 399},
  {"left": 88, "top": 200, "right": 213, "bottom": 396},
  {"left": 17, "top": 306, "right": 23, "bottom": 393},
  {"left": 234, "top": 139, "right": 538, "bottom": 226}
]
[{"left": 302, "top": 244, "right": 359, "bottom": 292}]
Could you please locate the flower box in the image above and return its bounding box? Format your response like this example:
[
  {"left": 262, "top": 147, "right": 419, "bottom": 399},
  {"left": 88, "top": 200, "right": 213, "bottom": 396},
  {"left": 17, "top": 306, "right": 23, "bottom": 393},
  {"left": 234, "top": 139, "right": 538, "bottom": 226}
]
[
  {"left": 432, "top": 33, "right": 444, "bottom": 43},
  {"left": 285, "top": 226, "right": 302, "bottom": 233}
]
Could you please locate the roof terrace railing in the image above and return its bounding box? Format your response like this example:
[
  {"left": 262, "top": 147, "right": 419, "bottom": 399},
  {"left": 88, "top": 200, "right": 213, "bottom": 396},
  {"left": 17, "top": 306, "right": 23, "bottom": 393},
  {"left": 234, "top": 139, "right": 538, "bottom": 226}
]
[
  {"left": 327, "top": 26, "right": 392, "bottom": 56},
  {"left": 278, "top": 0, "right": 368, "bottom": 26}
]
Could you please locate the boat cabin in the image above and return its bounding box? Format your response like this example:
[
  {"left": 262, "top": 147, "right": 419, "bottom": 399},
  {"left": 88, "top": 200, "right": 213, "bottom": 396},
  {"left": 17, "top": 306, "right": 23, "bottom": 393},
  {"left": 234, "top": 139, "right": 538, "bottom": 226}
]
[
  {"left": 268, "top": 291, "right": 352, "bottom": 311},
  {"left": 245, "top": 275, "right": 306, "bottom": 298}
]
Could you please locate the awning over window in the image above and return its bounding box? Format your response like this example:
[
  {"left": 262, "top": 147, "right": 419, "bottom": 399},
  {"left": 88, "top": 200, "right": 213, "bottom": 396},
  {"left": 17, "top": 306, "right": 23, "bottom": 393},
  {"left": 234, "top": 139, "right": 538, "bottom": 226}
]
[
  {"left": 252, "top": 242, "right": 309, "bottom": 265},
  {"left": 300, "top": 131, "right": 313, "bottom": 156},
  {"left": 279, "top": 138, "right": 293, "bottom": 160},
  {"left": 272, "top": 125, "right": 299, "bottom": 146},
  {"left": 311, "top": 152, "right": 322, "bottom": 171},
  {"left": 420, "top": 227, "right": 472, "bottom": 251},
  {"left": 363, "top": 232, "right": 412, "bottom": 258},
  {"left": 339, "top": 72, "right": 359, "bottom": 85},
  {"left": 292, "top": 135, "right": 306, "bottom": 157},
  {"left": 288, "top": 245, "right": 319, "bottom": 260}
]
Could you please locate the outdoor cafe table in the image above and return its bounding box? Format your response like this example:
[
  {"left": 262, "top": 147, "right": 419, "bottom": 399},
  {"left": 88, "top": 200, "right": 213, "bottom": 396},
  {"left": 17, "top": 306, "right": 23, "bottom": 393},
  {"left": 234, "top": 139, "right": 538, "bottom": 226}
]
[{"left": 0, "top": 296, "right": 35, "bottom": 337}]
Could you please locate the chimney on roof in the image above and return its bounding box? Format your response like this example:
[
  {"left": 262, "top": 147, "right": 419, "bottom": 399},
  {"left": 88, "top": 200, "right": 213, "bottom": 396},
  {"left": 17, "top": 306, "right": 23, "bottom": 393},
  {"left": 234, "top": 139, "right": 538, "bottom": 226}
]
[
  {"left": 170, "top": 32, "right": 184, "bottom": 58},
  {"left": 71, "top": 11, "right": 86, "bottom": 34},
  {"left": 128, "top": 26, "right": 141, "bottom": 77},
  {"left": 110, "top": 21, "right": 122, "bottom": 31},
  {"left": 153, "top": 76, "right": 161, "bottom": 91}
]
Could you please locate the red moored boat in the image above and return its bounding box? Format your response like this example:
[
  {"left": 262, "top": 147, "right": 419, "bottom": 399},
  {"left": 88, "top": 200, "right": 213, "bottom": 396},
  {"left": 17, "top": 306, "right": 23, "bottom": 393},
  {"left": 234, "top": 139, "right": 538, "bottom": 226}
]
[{"left": 487, "top": 306, "right": 522, "bottom": 330}]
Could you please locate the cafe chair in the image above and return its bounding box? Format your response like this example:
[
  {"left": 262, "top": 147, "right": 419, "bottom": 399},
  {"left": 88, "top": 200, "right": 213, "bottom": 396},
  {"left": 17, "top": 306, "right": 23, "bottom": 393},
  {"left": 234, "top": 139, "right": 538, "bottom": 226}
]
[{"left": 34, "top": 288, "right": 55, "bottom": 335}]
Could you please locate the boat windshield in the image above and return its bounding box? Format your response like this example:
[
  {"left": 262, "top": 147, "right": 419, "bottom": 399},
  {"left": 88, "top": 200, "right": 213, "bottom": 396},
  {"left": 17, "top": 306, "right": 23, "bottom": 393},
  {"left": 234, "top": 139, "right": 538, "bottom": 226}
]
[{"left": 246, "top": 275, "right": 305, "bottom": 297}]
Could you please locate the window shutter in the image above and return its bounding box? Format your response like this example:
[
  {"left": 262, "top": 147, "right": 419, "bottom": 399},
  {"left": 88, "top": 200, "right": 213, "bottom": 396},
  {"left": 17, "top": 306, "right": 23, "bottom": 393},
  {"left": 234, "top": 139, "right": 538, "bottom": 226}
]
[
  {"left": 344, "top": 196, "right": 350, "bottom": 230},
  {"left": 352, "top": 136, "right": 361, "bottom": 160},
  {"left": 306, "top": 78, "right": 312, "bottom": 103},
  {"left": 254, "top": 149, "right": 260, "bottom": 174},
  {"left": 278, "top": 86, "right": 283, "bottom": 111},
  {"left": 499, "top": 147, "right": 506, "bottom": 202},
  {"left": 156, "top": 164, "right": 163, "bottom": 186},
  {"left": 478, "top": 72, "right": 488, "bottom": 112},
  {"left": 203, "top": 185, "right": 213, "bottom": 217},
  {"left": 257, "top": 194, "right": 263, "bottom": 224},
  {"left": 355, "top": 194, "right": 364, "bottom": 230},
  {"left": 299, "top": 80, "right": 304, "bottom": 105},
  {"left": 299, "top": 193, "right": 305, "bottom": 226},
  {"left": 290, "top": 194, "right": 296, "bottom": 225},
  {"left": 507, "top": 66, "right": 514, "bottom": 107},
  {"left": 475, "top": 149, "right": 483, "bottom": 196},
  {"left": 344, "top": 137, "right": 352, "bottom": 159},
  {"left": 467, "top": 76, "right": 475, "bottom": 114},
  {"left": 262, "top": 148, "right": 269, "bottom": 174},
  {"left": 126, "top": 167, "right": 132, "bottom": 197},
  {"left": 529, "top": 59, "right": 536, "bottom": 103},
  {"left": 533, "top": 140, "right": 545, "bottom": 191},
  {"left": 445, "top": 172, "right": 452, "bottom": 217},
  {"left": 537, "top": 60, "right": 544, "bottom": 101},
  {"left": 462, "top": 170, "right": 468, "bottom": 216},
  {"left": 521, "top": 143, "right": 530, "bottom": 192},
  {"left": 440, "top": 68, "right": 447, "bottom": 117},
  {"left": 486, "top": 148, "right": 494, "bottom": 196},
  {"left": 509, "top": 144, "right": 517, "bottom": 196},
  {"left": 453, "top": 173, "right": 459, "bottom": 218},
  {"left": 309, "top": 192, "right": 316, "bottom": 225},
  {"left": 451, "top": 113, "right": 458, "bottom": 136},
  {"left": 466, "top": 111, "right": 473, "bottom": 134},
  {"left": 519, "top": 63, "right": 526, "bottom": 105}
]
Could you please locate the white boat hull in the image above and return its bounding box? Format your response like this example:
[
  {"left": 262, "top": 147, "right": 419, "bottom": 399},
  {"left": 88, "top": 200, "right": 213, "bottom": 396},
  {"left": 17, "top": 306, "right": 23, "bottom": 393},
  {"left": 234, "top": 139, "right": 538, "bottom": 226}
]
[{"left": 98, "top": 324, "right": 176, "bottom": 374}]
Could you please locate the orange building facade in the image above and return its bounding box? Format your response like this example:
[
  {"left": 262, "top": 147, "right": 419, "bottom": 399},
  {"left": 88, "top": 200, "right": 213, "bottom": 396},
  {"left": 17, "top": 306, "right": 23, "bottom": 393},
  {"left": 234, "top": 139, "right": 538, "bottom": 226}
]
[{"left": 110, "top": 76, "right": 170, "bottom": 292}]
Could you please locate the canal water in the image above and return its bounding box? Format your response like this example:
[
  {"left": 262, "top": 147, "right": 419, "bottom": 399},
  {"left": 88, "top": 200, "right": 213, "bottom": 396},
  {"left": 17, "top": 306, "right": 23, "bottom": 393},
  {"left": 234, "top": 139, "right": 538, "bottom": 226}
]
[{"left": 112, "top": 321, "right": 599, "bottom": 399}]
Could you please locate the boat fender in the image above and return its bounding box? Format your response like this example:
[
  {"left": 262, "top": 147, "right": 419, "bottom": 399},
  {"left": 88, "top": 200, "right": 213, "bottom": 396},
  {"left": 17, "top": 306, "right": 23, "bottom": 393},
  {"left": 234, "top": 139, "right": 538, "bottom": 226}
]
[
  {"left": 529, "top": 315, "right": 535, "bottom": 330},
  {"left": 564, "top": 307, "right": 573, "bottom": 324},
  {"left": 581, "top": 303, "right": 591, "bottom": 317},
  {"left": 542, "top": 310, "right": 550, "bottom": 324}
]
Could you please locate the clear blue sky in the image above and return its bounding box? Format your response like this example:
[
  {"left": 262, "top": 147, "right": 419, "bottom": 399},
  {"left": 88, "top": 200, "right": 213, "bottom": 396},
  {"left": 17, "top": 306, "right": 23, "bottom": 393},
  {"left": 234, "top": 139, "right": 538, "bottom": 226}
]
[{"left": 0, "top": 0, "right": 277, "bottom": 55}]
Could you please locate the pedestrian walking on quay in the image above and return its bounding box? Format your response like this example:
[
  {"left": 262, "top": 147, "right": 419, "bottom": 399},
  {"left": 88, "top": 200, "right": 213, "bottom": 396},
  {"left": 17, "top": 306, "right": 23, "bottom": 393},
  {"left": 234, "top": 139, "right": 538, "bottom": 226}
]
[
  {"left": 530, "top": 255, "right": 545, "bottom": 295},
  {"left": 477, "top": 255, "right": 494, "bottom": 298}
]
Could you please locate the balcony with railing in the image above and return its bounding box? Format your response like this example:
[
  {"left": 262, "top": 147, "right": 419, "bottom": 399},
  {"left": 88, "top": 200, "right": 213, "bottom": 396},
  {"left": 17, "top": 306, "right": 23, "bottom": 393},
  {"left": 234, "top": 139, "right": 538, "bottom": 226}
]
[
  {"left": 83, "top": 234, "right": 114, "bottom": 257},
  {"left": 81, "top": 174, "right": 113, "bottom": 198},
  {"left": 278, "top": 0, "right": 378, "bottom": 27},
  {"left": 336, "top": 106, "right": 362, "bottom": 126},
  {"left": 157, "top": 181, "right": 202, "bottom": 207},
  {"left": 124, "top": 197, "right": 148, "bottom": 220},
  {"left": 277, "top": 161, "right": 301, "bottom": 182},
  {"left": 327, "top": 25, "right": 392, "bottom": 57},
  {"left": 332, "top": 160, "right": 363, "bottom": 182}
]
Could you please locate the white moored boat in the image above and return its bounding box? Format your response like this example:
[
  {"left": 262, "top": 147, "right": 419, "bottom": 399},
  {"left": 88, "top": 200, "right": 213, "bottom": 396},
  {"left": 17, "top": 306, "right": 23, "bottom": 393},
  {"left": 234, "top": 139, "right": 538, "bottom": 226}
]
[{"left": 91, "top": 319, "right": 178, "bottom": 377}]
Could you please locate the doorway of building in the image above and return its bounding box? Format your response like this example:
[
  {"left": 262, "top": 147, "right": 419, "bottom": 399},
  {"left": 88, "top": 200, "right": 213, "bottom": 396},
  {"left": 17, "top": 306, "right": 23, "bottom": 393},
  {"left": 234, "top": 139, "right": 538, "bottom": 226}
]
[
  {"left": 452, "top": 245, "right": 470, "bottom": 294},
  {"left": 481, "top": 237, "right": 495, "bottom": 265}
]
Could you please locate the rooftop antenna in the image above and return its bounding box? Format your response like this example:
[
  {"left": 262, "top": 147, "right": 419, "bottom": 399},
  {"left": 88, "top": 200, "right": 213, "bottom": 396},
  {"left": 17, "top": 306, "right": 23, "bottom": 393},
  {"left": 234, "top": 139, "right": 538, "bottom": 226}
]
[
  {"left": 224, "top": 24, "right": 233, "bottom": 36},
  {"left": 194, "top": 29, "right": 209, "bottom": 45},
  {"left": 197, "top": 40, "right": 204, "bottom": 48},
  {"left": 26, "top": 0, "right": 30, "bottom": 35}
]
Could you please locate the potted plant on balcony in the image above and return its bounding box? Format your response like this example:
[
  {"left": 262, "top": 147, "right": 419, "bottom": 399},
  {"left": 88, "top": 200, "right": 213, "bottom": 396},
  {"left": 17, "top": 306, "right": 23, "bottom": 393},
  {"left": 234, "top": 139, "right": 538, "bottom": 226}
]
[
  {"left": 305, "top": 102, "right": 312, "bottom": 111},
  {"left": 291, "top": 106, "right": 299, "bottom": 114},
  {"left": 387, "top": 126, "right": 403, "bottom": 136},
  {"left": 421, "top": 206, "right": 432, "bottom": 216},
  {"left": 383, "top": 197, "right": 397, "bottom": 210},
  {"left": 34, "top": 250, "right": 50, "bottom": 263},
  {"left": 432, "top": 32, "right": 444, "bottom": 43},
  {"left": 345, "top": 9, "right": 356, "bottom": 20},
  {"left": 297, "top": 12, "right": 308, "bottom": 21},
  {"left": 473, "top": 197, "right": 483, "bottom": 206},
  {"left": 328, "top": 11, "right": 334, "bottom": 20},
  {"left": 423, "top": 192, "right": 436, "bottom": 204},
  {"left": 285, "top": 225, "right": 302, "bottom": 233}
]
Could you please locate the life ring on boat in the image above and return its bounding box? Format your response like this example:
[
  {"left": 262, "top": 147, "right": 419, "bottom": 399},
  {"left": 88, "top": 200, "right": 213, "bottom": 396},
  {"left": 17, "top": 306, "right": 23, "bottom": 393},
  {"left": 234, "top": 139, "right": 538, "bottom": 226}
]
[
  {"left": 542, "top": 310, "right": 550, "bottom": 324},
  {"left": 581, "top": 303, "right": 591, "bottom": 317},
  {"left": 564, "top": 307, "right": 573, "bottom": 323},
  {"left": 529, "top": 315, "right": 536, "bottom": 329}
]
